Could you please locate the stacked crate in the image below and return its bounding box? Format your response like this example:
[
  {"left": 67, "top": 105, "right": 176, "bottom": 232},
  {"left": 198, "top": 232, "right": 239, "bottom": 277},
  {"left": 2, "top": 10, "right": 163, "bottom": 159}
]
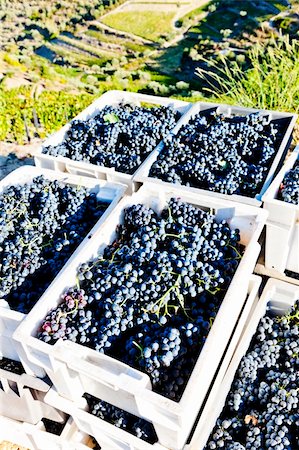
[{"left": 0, "top": 90, "right": 298, "bottom": 450}]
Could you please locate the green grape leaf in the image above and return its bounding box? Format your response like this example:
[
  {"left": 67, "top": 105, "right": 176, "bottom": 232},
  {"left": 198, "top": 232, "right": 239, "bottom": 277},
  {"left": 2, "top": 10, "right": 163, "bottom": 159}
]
[
  {"left": 218, "top": 160, "right": 228, "bottom": 169},
  {"left": 103, "top": 112, "right": 119, "bottom": 124}
]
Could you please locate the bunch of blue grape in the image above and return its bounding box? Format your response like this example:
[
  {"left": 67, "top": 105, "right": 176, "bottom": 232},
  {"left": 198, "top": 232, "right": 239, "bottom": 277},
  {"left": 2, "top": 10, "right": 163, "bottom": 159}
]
[
  {"left": 38, "top": 198, "right": 243, "bottom": 404},
  {"left": 204, "top": 299, "right": 299, "bottom": 449},
  {"left": 0, "top": 176, "right": 109, "bottom": 313},
  {"left": 42, "top": 418, "right": 67, "bottom": 436},
  {"left": 285, "top": 270, "right": 299, "bottom": 281},
  {"left": 84, "top": 394, "right": 158, "bottom": 444},
  {"left": 279, "top": 161, "right": 299, "bottom": 205},
  {"left": 149, "top": 110, "right": 281, "bottom": 197},
  {"left": 42, "top": 104, "right": 180, "bottom": 174},
  {"left": 123, "top": 314, "right": 211, "bottom": 399},
  {"left": 0, "top": 357, "right": 25, "bottom": 375}
]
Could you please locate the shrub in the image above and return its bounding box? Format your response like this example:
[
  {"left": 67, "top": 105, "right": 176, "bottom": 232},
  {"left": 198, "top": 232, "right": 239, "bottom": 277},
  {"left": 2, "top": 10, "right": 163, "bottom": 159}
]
[
  {"left": 176, "top": 81, "right": 189, "bottom": 90},
  {"left": 137, "top": 71, "right": 151, "bottom": 81},
  {"left": 148, "top": 81, "right": 169, "bottom": 95},
  {"left": 86, "top": 74, "right": 98, "bottom": 85}
]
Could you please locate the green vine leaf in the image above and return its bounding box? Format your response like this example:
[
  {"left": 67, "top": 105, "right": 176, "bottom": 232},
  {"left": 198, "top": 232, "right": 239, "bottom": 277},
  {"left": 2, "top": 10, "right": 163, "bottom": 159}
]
[{"left": 104, "top": 112, "right": 119, "bottom": 124}]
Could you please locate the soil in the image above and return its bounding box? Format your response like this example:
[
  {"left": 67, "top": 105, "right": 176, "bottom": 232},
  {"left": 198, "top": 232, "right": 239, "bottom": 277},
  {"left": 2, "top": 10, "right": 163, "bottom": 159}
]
[
  {"left": 0, "top": 442, "right": 29, "bottom": 450},
  {"left": 0, "top": 141, "right": 39, "bottom": 180}
]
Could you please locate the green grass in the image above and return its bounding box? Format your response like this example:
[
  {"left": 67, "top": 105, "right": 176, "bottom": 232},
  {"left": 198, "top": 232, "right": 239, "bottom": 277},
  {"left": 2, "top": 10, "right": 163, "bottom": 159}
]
[
  {"left": 121, "top": 40, "right": 151, "bottom": 53},
  {"left": 57, "top": 35, "right": 118, "bottom": 58},
  {"left": 85, "top": 29, "right": 150, "bottom": 53},
  {"left": 85, "top": 29, "right": 126, "bottom": 44},
  {"left": 154, "top": 39, "right": 193, "bottom": 74},
  {"left": 148, "top": 71, "right": 175, "bottom": 84},
  {"left": 53, "top": 66, "right": 81, "bottom": 78},
  {"left": 176, "top": 2, "right": 211, "bottom": 27},
  {"left": 48, "top": 42, "right": 110, "bottom": 67},
  {"left": 196, "top": 36, "right": 299, "bottom": 113},
  {"left": 272, "top": 1, "right": 290, "bottom": 12},
  {"left": 101, "top": 11, "right": 175, "bottom": 42},
  {"left": 189, "top": 0, "right": 286, "bottom": 41},
  {"left": 0, "top": 87, "right": 94, "bottom": 143}
]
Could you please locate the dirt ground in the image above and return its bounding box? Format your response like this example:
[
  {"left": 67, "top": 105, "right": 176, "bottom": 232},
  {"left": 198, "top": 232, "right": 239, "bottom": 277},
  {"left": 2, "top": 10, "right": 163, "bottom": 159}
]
[
  {"left": 0, "top": 442, "right": 29, "bottom": 450},
  {"left": 0, "top": 141, "right": 38, "bottom": 181}
]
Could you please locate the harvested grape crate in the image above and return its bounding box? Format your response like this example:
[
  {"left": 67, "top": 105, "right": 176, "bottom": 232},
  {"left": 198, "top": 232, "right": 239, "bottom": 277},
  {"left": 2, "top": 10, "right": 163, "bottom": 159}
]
[
  {"left": 14, "top": 183, "right": 266, "bottom": 449},
  {"left": 0, "top": 416, "right": 96, "bottom": 450},
  {"left": 186, "top": 278, "right": 299, "bottom": 450},
  {"left": 134, "top": 101, "right": 297, "bottom": 206},
  {"left": 43, "top": 276, "right": 261, "bottom": 450},
  {"left": 33, "top": 90, "right": 192, "bottom": 193},
  {"left": 0, "top": 166, "right": 125, "bottom": 377},
  {"left": 257, "top": 147, "right": 299, "bottom": 282},
  {"left": 0, "top": 357, "right": 64, "bottom": 423}
]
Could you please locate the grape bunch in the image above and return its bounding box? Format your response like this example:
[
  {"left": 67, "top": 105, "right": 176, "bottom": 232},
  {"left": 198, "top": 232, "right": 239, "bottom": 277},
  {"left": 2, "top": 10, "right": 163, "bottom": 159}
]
[
  {"left": 84, "top": 394, "right": 158, "bottom": 444},
  {"left": 42, "top": 104, "right": 181, "bottom": 174},
  {"left": 0, "top": 176, "right": 109, "bottom": 313},
  {"left": 149, "top": 110, "right": 280, "bottom": 197},
  {"left": 0, "top": 357, "right": 25, "bottom": 375},
  {"left": 279, "top": 160, "right": 299, "bottom": 205},
  {"left": 42, "top": 418, "right": 67, "bottom": 436},
  {"left": 285, "top": 270, "right": 299, "bottom": 281},
  {"left": 204, "top": 299, "right": 299, "bottom": 449},
  {"left": 123, "top": 316, "right": 211, "bottom": 399},
  {"left": 38, "top": 198, "right": 243, "bottom": 402}
]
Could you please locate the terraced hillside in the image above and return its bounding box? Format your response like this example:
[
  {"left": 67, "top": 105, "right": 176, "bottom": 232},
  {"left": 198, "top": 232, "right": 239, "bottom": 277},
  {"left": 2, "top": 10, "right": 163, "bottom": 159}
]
[{"left": 0, "top": 0, "right": 298, "bottom": 146}]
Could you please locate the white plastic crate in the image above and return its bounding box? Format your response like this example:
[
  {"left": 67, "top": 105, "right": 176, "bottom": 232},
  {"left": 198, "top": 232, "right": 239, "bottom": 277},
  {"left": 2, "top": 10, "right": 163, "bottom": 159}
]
[
  {"left": 33, "top": 90, "right": 192, "bottom": 192},
  {"left": 262, "top": 146, "right": 299, "bottom": 275},
  {"left": 134, "top": 101, "right": 297, "bottom": 206},
  {"left": 0, "top": 166, "right": 126, "bottom": 376},
  {"left": 44, "top": 388, "right": 167, "bottom": 450},
  {"left": 43, "top": 275, "right": 261, "bottom": 450},
  {"left": 0, "top": 366, "right": 65, "bottom": 423},
  {"left": 13, "top": 183, "right": 267, "bottom": 449},
  {"left": 0, "top": 415, "right": 97, "bottom": 449},
  {"left": 186, "top": 278, "right": 299, "bottom": 450},
  {"left": 255, "top": 259, "right": 299, "bottom": 286}
]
